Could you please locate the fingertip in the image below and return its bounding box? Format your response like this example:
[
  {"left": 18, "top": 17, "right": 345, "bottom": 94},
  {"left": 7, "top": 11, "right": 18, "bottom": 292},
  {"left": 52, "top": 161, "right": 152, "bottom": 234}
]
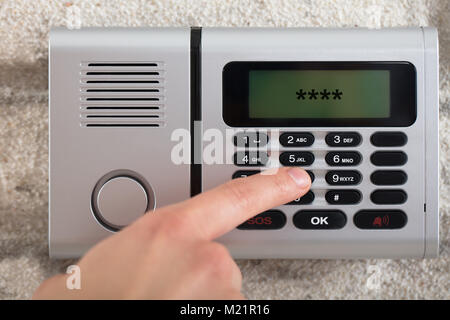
[{"left": 287, "top": 167, "right": 311, "bottom": 189}]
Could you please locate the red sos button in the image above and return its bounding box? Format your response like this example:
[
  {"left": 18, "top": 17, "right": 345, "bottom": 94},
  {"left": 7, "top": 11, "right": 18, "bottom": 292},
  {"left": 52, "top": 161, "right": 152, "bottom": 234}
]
[{"left": 237, "top": 210, "right": 286, "bottom": 230}]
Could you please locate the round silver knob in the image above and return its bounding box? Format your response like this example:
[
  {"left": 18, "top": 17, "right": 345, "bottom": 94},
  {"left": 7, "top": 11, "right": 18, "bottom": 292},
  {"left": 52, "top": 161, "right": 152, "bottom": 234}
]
[{"left": 92, "top": 170, "right": 154, "bottom": 231}]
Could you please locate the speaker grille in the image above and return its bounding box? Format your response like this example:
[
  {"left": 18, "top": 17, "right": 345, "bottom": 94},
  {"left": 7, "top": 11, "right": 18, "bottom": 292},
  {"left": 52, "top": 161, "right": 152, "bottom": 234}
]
[{"left": 80, "top": 62, "right": 165, "bottom": 127}]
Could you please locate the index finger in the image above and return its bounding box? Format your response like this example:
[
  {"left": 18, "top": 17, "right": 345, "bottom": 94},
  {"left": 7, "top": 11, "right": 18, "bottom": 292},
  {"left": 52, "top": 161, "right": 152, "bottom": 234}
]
[{"left": 178, "top": 167, "right": 311, "bottom": 240}]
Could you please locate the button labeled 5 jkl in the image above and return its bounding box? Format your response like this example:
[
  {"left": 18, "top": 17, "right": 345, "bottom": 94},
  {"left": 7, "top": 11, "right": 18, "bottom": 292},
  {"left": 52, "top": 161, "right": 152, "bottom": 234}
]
[{"left": 279, "top": 151, "right": 314, "bottom": 166}]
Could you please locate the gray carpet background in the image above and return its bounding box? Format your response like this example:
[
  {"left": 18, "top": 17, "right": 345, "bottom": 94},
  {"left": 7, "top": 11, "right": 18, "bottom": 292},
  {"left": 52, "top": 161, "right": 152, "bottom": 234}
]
[{"left": 0, "top": 0, "right": 448, "bottom": 299}]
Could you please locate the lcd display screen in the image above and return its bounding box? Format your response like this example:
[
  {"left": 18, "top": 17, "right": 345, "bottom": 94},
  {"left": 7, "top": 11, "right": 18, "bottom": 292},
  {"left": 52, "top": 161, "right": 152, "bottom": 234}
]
[
  {"left": 222, "top": 61, "right": 416, "bottom": 127},
  {"left": 248, "top": 70, "right": 390, "bottom": 119}
]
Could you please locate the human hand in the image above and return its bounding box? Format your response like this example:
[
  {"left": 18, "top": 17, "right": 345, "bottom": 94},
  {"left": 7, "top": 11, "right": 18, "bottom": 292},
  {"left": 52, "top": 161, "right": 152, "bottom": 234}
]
[{"left": 33, "top": 167, "right": 311, "bottom": 299}]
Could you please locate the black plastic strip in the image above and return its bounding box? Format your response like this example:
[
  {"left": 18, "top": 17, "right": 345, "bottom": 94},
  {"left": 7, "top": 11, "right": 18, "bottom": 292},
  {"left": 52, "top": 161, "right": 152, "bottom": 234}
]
[
  {"left": 86, "top": 98, "right": 159, "bottom": 101},
  {"left": 86, "top": 124, "right": 159, "bottom": 127},
  {"left": 86, "top": 72, "right": 159, "bottom": 75},
  {"left": 86, "top": 89, "right": 159, "bottom": 92},
  {"left": 190, "top": 27, "right": 202, "bottom": 197},
  {"left": 86, "top": 107, "right": 159, "bottom": 110},
  {"left": 86, "top": 81, "right": 159, "bottom": 84},
  {"left": 86, "top": 115, "right": 159, "bottom": 118},
  {"left": 88, "top": 63, "right": 158, "bottom": 67}
]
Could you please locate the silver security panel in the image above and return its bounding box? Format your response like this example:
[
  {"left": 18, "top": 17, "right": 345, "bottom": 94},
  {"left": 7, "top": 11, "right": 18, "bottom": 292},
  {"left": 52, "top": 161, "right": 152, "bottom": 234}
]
[{"left": 49, "top": 27, "right": 439, "bottom": 259}]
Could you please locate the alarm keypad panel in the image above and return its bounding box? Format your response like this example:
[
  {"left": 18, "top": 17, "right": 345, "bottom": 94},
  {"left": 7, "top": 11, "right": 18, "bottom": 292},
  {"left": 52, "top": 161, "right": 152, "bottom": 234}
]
[
  {"left": 202, "top": 27, "right": 438, "bottom": 259},
  {"left": 231, "top": 130, "right": 410, "bottom": 231},
  {"left": 49, "top": 27, "right": 439, "bottom": 259}
]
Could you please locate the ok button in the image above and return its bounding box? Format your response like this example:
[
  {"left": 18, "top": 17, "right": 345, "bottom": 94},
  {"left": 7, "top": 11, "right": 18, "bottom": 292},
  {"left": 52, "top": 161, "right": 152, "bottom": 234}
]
[{"left": 293, "top": 210, "right": 347, "bottom": 229}]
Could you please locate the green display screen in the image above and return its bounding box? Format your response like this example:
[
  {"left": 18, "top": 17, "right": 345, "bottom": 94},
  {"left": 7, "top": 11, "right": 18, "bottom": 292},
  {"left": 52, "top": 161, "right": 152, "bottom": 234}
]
[{"left": 248, "top": 70, "right": 390, "bottom": 119}]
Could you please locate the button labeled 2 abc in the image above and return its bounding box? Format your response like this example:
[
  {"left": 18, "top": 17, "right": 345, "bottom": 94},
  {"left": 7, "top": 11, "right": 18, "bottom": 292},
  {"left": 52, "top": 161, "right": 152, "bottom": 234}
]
[{"left": 293, "top": 210, "right": 347, "bottom": 229}]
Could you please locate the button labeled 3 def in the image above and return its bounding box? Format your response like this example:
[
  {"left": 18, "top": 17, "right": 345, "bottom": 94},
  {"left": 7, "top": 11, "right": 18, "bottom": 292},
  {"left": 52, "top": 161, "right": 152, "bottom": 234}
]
[{"left": 325, "top": 132, "right": 361, "bottom": 147}]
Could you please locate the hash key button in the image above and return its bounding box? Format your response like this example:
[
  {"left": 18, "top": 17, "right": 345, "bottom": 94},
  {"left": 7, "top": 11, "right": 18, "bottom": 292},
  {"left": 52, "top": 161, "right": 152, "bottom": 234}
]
[
  {"left": 326, "top": 132, "right": 361, "bottom": 147},
  {"left": 293, "top": 210, "right": 347, "bottom": 229},
  {"left": 326, "top": 190, "right": 362, "bottom": 205}
]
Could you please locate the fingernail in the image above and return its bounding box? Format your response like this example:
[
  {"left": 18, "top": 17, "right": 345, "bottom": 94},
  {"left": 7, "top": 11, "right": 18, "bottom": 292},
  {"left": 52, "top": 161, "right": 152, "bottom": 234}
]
[{"left": 287, "top": 168, "right": 311, "bottom": 189}]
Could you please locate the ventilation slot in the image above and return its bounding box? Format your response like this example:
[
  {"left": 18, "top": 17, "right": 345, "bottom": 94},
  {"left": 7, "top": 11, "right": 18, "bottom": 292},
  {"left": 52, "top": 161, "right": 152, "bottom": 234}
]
[{"left": 80, "top": 61, "right": 165, "bottom": 127}]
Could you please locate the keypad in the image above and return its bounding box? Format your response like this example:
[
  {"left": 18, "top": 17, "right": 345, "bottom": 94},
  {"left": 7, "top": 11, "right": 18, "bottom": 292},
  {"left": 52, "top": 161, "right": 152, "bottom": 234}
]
[
  {"left": 325, "top": 151, "right": 361, "bottom": 166},
  {"left": 279, "top": 151, "right": 315, "bottom": 166},
  {"left": 325, "top": 132, "right": 361, "bottom": 147},
  {"left": 279, "top": 132, "right": 314, "bottom": 147},
  {"left": 231, "top": 131, "right": 409, "bottom": 231}
]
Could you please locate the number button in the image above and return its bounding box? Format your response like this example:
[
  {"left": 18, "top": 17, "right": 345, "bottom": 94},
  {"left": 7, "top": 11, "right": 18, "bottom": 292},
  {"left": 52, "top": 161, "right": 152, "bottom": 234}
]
[
  {"left": 232, "top": 170, "right": 260, "bottom": 179},
  {"left": 279, "top": 151, "right": 315, "bottom": 166},
  {"left": 234, "top": 132, "right": 268, "bottom": 147},
  {"left": 325, "top": 151, "right": 361, "bottom": 166},
  {"left": 285, "top": 191, "right": 315, "bottom": 205},
  {"left": 306, "top": 170, "right": 315, "bottom": 183},
  {"left": 325, "top": 132, "right": 361, "bottom": 147},
  {"left": 325, "top": 170, "right": 361, "bottom": 185},
  {"left": 325, "top": 190, "right": 361, "bottom": 204},
  {"left": 234, "top": 151, "right": 268, "bottom": 167},
  {"left": 279, "top": 132, "right": 314, "bottom": 147}
]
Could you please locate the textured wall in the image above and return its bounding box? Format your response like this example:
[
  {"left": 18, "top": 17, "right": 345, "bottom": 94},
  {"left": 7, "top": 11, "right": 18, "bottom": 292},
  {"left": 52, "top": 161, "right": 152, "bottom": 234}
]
[{"left": 0, "top": 0, "right": 448, "bottom": 299}]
